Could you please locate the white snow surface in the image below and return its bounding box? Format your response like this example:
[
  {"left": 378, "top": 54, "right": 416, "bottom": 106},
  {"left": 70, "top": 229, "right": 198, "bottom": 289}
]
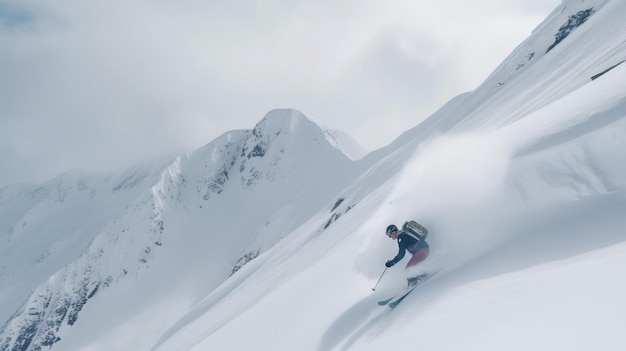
[{"left": 2, "top": 0, "right": 626, "bottom": 350}]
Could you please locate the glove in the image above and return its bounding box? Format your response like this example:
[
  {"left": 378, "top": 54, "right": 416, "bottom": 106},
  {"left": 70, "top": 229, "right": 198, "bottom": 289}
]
[{"left": 385, "top": 260, "right": 395, "bottom": 268}]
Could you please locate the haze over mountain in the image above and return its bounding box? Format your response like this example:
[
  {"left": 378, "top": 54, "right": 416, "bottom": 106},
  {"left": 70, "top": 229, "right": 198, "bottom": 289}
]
[{"left": 1, "top": 0, "right": 626, "bottom": 350}]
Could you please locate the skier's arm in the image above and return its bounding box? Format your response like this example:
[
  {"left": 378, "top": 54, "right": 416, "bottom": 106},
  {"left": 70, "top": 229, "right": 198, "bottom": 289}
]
[{"left": 389, "top": 238, "right": 407, "bottom": 265}]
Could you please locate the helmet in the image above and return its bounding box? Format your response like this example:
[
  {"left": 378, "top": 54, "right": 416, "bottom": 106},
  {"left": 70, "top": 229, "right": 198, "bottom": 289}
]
[{"left": 385, "top": 224, "right": 398, "bottom": 237}]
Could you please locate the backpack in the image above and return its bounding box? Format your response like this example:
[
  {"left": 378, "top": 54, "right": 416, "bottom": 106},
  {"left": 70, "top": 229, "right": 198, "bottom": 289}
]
[{"left": 402, "top": 220, "right": 428, "bottom": 241}]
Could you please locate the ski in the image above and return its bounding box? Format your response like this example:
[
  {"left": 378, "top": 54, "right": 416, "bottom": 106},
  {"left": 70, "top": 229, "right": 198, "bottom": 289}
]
[
  {"left": 377, "top": 295, "right": 398, "bottom": 306},
  {"left": 379, "top": 272, "right": 438, "bottom": 308},
  {"left": 377, "top": 284, "right": 418, "bottom": 305},
  {"left": 388, "top": 287, "right": 416, "bottom": 308}
]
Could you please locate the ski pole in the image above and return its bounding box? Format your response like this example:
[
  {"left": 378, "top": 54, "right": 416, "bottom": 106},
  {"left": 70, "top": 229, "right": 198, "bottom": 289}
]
[{"left": 372, "top": 267, "right": 388, "bottom": 291}]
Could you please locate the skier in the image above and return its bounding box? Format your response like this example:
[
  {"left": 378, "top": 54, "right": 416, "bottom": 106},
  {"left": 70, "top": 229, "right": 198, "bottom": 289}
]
[{"left": 384, "top": 222, "right": 430, "bottom": 286}]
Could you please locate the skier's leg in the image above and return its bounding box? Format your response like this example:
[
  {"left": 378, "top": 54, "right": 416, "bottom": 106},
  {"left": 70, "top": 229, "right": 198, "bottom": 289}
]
[
  {"left": 405, "top": 248, "right": 430, "bottom": 286},
  {"left": 405, "top": 247, "right": 429, "bottom": 268}
]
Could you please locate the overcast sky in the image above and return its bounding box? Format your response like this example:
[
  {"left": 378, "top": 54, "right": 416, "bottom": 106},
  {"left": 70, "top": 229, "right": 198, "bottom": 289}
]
[{"left": 0, "top": 0, "right": 560, "bottom": 186}]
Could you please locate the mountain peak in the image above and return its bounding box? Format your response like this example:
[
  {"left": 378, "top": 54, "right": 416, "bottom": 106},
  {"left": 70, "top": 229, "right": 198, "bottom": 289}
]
[
  {"left": 252, "top": 108, "right": 313, "bottom": 137},
  {"left": 262, "top": 108, "right": 308, "bottom": 121},
  {"left": 252, "top": 108, "right": 365, "bottom": 160}
]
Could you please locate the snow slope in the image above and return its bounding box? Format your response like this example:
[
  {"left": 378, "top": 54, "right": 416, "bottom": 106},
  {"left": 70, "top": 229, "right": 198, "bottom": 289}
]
[
  {"left": 1, "top": 0, "right": 626, "bottom": 350},
  {"left": 152, "top": 1, "right": 626, "bottom": 350}
]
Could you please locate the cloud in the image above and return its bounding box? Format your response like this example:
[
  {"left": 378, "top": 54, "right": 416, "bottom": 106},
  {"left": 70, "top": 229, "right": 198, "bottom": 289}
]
[{"left": 0, "top": 0, "right": 559, "bottom": 186}]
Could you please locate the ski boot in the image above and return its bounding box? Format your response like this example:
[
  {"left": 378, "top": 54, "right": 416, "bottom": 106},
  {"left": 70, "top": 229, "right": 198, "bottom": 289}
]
[{"left": 406, "top": 273, "right": 429, "bottom": 287}]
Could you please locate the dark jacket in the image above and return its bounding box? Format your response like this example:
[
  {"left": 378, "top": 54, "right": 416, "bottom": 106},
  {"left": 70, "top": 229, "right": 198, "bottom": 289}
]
[{"left": 389, "top": 231, "right": 429, "bottom": 265}]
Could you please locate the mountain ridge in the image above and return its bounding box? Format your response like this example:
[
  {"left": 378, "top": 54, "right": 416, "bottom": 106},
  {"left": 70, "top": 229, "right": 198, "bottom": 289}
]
[{"left": 0, "top": 107, "right": 361, "bottom": 351}]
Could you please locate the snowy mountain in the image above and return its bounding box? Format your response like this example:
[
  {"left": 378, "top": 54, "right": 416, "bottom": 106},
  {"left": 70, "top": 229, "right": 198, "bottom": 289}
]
[
  {"left": 2, "top": 0, "right": 626, "bottom": 350},
  {"left": 0, "top": 109, "right": 366, "bottom": 350}
]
